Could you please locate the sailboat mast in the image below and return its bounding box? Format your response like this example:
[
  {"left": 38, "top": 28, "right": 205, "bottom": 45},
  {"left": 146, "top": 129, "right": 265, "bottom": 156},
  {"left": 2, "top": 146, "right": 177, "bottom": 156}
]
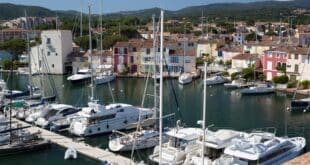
[
  {"left": 100, "top": 0, "right": 103, "bottom": 54},
  {"left": 88, "top": 5, "right": 94, "bottom": 101},
  {"left": 201, "top": 62, "right": 207, "bottom": 165},
  {"left": 80, "top": 2, "right": 83, "bottom": 37},
  {"left": 183, "top": 20, "right": 186, "bottom": 72},
  {"left": 159, "top": 9, "right": 164, "bottom": 165},
  {"left": 152, "top": 14, "right": 157, "bottom": 110},
  {"left": 25, "top": 10, "right": 32, "bottom": 96}
]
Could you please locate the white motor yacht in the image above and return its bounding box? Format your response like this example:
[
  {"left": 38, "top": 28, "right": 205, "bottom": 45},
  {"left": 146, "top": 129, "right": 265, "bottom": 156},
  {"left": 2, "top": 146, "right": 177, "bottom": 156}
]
[
  {"left": 215, "top": 131, "right": 306, "bottom": 165},
  {"left": 35, "top": 104, "right": 80, "bottom": 128},
  {"left": 69, "top": 102, "right": 155, "bottom": 136},
  {"left": 178, "top": 73, "right": 193, "bottom": 85},
  {"left": 205, "top": 75, "right": 227, "bottom": 85},
  {"left": 67, "top": 69, "right": 92, "bottom": 83},
  {"left": 184, "top": 129, "right": 243, "bottom": 165},
  {"left": 149, "top": 127, "right": 203, "bottom": 164},
  {"left": 95, "top": 71, "right": 116, "bottom": 85}
]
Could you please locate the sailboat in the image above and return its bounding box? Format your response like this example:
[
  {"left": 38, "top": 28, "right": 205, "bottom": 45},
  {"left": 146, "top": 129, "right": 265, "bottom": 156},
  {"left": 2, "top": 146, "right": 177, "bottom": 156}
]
[
  {"left": 69, "top": 5, "right": 155, "bottom": 137},
  {"left": 108, "top": 14, "right": 167, "bottom": 152},
  {"left": 0, "top": 51, "right": 50, "bottom": 156},
  {"left": 95, "top": 7, "right": 116, "bottom": 85},
  {"left": 149, "top": 10, "right": 204, "bottom": 165},
  {"left": 178, "top": 23, "right": 192, "bottom": 85}
]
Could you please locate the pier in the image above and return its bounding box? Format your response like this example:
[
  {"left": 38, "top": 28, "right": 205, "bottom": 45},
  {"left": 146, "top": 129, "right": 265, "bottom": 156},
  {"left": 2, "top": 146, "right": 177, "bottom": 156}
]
[
  {"left": 13, "top": 118, "right": 134, "bottom": 165},
  {"left": 284, "top": 152, "right": 310, "bottom": 165}
]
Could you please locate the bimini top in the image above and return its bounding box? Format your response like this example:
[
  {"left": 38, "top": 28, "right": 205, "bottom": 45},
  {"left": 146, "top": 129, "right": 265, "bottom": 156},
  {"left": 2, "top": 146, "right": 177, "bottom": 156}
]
[
  {"left": 203, "top": 129, "right": 242, "bottom": 149},
  {"left": 165, "top": 127, "right": 203, "bottom": 141}
]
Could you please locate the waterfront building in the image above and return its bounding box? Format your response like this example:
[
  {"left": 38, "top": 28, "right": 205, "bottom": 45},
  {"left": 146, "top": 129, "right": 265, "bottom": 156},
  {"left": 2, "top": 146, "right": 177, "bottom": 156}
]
[
  {"left": 30, "top": 30, "right": 73, "bottom": 74},
  {"left": 0, "top": 28, "right": 40, "bottom": 42},
  {"left": 230, "top": 53, "right": 257, "bottom": 73},
  {"left": 285, "top": 47, "right": 310, "bottom": 81},
  {"left": 196, "top": 39, "right": 219, "bottom": 57},
  {"left": 215, "top": 45, "right": 243, "bottom": 62},
  {"left": 260, "top": 47, "right": 288, "bottom": 81}
]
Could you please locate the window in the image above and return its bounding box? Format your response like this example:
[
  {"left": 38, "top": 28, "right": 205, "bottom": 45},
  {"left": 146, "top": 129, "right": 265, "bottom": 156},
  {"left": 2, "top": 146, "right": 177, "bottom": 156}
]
[
  {"left": 55, "top": 53, "right": 58, "bottom": 56},
  {"left": 169, "top": 49, "right": 175, "bottom": 55},
  {"left": 46, "top": 38, "right": 51, "bottom": 44},
  {"left": 294, "top": 64, "right": 299, "bottom": 73},
  {"left": 47, "top": 51, "right": 50, "bottom": 56},
  {"left": 52, "top": 64, "right": 54, "bottom": 68},
  {"left": 146, "top": 48, "right": 150, "bottom": 54},
  {"left": 130, "top": 56, "right": 134, "bottom": 63},
  {"left": 114, "top": 48, "right": 118, "bottom": 54},
  {"left": 276, "top": 53, "right": 280, "bottom": 58},
  {"left": 170, "top": 56, "right": 179, "bottom": 63},
  {"left": 132, "top": 47, "right": 137, "bottom": 52},
  {"left": 124, "top": 48, "right": 128, "bottom": 54},
  {"left": 294, "top": 54, "right": 298, "bottom": 60}
]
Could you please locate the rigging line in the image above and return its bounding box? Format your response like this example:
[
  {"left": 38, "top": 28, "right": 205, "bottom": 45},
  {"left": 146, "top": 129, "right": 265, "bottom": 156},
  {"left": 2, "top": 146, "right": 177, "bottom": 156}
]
[
  {"left": 130, "top": 14, "right": 160, "bottom": 161},
  {"left": 163, "top": 56, "right": 183, "bottom": 121}
]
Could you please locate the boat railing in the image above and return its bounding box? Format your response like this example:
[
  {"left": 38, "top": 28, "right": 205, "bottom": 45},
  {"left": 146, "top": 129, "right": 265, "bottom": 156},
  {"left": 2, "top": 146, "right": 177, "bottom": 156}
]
[{"left": 244, "top": 127, "right": 277, "bottom": 135}]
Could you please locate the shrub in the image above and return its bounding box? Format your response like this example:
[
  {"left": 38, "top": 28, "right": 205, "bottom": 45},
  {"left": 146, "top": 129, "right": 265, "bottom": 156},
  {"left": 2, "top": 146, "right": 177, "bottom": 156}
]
[
  {"left": 196, "top": 57, "right": 204, "bottom": 66},
  {"left": 287, "top": 80, "right": 298, "bottom": 88},
  {"left": 258, "top": 74, "right": 265, "bottom": 81},
  {"left": 301, "top": 80, "right": 310, "bottom": 89},
  {"left": 231, "top": 72, "right": 240, "bottom": 80},
  {"left": 222, "top": 71, "right": 229, "bottom": 77},
  {"left": 272, "top": 75, "right": 289, "bottom": 84}
]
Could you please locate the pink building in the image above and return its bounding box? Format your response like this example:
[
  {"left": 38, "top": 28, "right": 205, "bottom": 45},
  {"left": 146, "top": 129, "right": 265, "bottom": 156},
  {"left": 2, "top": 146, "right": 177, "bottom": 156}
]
[{"left": 260, "top": 47, "right": 288, "bottom": 81}]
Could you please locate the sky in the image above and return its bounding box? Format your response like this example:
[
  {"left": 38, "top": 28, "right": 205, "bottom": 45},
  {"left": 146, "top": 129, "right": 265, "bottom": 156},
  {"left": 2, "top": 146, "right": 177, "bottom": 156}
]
[{"left": 0, "top": 0, "right": 261, "bottom": 13}]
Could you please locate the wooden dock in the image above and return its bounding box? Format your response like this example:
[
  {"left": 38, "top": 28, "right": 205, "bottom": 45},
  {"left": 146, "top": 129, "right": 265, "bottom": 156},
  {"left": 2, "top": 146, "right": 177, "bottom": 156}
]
[
  {"left": 13, "top": 118, "right": 134, "bottom": 165},
  {"left": 284, "top": 152, "right": 310, "bottom": 165}
]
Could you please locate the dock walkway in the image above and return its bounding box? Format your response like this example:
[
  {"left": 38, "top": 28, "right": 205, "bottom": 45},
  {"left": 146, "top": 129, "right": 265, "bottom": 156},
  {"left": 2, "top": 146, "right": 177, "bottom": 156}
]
[
  {"left": 13, "top": 118, "right": 134, "bottom": 165},
  {"left": 284, "top": 152, "right": 310, "bottom": 165}
]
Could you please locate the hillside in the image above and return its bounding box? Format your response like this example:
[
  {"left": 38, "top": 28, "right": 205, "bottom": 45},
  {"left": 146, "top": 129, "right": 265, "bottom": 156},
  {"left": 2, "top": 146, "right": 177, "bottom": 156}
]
[
  {"left": 0, "top": 3, "right": 78, "bottom": 20},
  {"left": 0, "top": 0, "right": 309, "bottom": 21}
]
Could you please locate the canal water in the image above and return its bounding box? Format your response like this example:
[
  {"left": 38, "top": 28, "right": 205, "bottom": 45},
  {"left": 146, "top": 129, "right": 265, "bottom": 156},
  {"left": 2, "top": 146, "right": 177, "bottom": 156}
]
[{"left": 1, "top": 73, "right": 309, "bottom": 164}]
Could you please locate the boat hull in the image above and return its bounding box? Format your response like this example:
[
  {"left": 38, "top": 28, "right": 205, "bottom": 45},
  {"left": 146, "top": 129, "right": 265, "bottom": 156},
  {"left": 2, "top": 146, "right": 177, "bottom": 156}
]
[
  {"left": 291, "top": 99, "right": 310, "bottom": 109},
  {"left": 0, "top": 140, "right": 50, "bottom": 156}
]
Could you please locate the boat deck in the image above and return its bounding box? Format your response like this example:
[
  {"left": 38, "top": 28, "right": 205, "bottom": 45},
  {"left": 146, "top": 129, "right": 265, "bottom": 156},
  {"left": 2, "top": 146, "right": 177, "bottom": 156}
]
[
  {"left": 13, "top": 118, "right": 134, "bottom": 164},
  {"left": 284, "top": 152, "right": 310, "bottom": 165}
]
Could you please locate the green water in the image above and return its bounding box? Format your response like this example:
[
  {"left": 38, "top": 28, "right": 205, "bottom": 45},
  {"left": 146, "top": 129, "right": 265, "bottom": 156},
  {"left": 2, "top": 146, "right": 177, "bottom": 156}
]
[{"left": 1, "top": 73, "right": 310, "bottom": 164}]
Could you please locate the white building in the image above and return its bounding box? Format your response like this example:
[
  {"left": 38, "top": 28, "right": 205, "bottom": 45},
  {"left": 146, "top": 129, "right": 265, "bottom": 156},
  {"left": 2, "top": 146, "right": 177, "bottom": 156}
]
[
  {"left": 230, "top": 53, "right": 257, "bottom": 73},
  {"left": 30, "top": 30, "right": 73, "bottom": 74},
  {"left": 286, "top": 47, "right": 310, "bottom": 80}
]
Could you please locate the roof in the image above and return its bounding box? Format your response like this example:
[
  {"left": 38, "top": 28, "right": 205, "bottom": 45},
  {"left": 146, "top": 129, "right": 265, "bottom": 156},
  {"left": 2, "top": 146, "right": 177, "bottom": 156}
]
[
  {"left": 216, "top": 45, "right": 243, "bottom": 52},
  {"left": 269, "top": 46, "right": 310, "bottom": 55},
  {"left": 232, "top": 53, "right": 258, "bottom": 60},
  {"left": 204, "top": 129, "right": 242, "bottom": 149}
]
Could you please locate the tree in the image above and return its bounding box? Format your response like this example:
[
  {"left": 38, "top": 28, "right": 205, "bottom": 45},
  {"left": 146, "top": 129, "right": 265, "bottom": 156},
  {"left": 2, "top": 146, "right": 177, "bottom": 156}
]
[
  {"left": 245, "top": 32, "right": 262, "bottom": 41},
  {"left": 74, "top": 36, "right": 97, "bottom": 50},
  {"left": 0, "top": 39, "right": 26, "bottom": 59},
  {"left": 241, "top": 67, "right": 254, "bottom": 80},
  {"left": 246, "top": 19, "right": 255, "bottom": 26}
]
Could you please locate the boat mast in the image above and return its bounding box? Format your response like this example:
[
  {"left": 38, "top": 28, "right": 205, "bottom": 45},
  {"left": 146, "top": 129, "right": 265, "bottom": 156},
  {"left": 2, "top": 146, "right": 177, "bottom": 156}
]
[
  {"left": 80, "top": 1, "right": 83, "bottom": 37},
  {"left": 183, "top": 19, "right": 186, "bottom": 73},
  {"left": 100, "top": 0, "right": 103, "bottom": 56},
  {"left": 88, "top": 5, "right": 94, "bottom": 102},
  {"left": 152, "top": 14, "right": 157, "bottom": 111},
  {"left": 201, "top": 62, "right": 207, "bottom": 165},
  {"left": 25, "top": 10, "right": 32, "bottom": 97},
  {"left": 159, "top": 9, "right": 164, "bottom": 165}
]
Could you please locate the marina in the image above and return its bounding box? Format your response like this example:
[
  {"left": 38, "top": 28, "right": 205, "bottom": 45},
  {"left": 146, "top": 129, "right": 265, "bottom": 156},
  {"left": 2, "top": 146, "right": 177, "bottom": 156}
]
[
  {"left": 0, "top": 73, "right": 309, "bottom": 164},
  {"left": 0, "top": 0, "right": 309, "bottom": 164}
]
